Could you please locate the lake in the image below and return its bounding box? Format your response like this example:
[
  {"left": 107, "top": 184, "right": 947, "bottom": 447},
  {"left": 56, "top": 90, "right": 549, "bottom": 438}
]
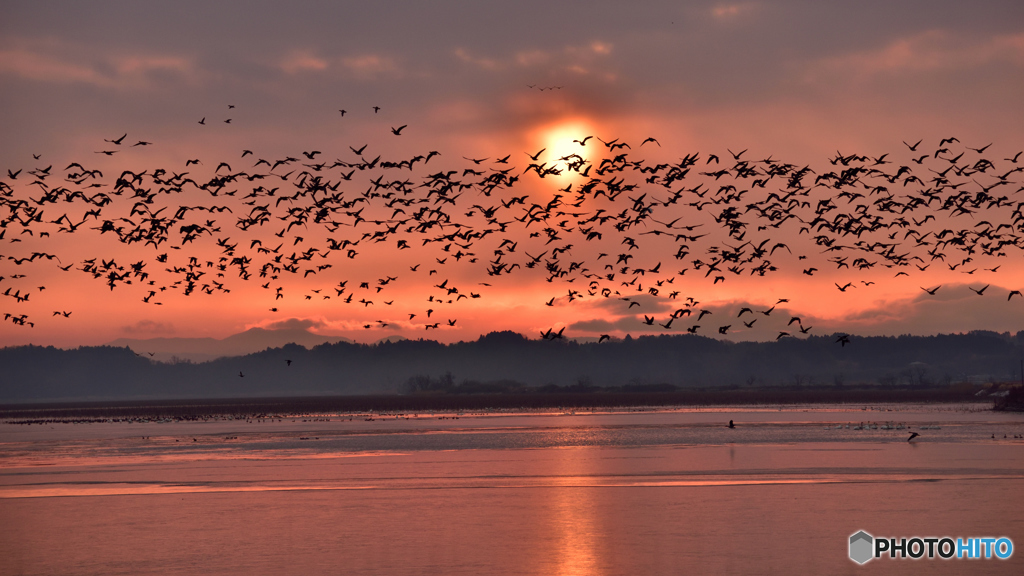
[{"left": 2, "top": 403, "right": 1022, "bottom": 575}]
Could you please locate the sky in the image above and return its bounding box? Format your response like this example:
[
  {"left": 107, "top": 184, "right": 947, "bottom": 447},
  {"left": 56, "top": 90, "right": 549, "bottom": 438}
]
[{"left": 1, "top": 0, "right": 1024, "bottom": 348}]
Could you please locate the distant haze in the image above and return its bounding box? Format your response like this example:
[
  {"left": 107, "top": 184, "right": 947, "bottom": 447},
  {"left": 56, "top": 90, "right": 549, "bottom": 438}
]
[{"left": 107, "top": 327, "right": 355, "bottom": 363}]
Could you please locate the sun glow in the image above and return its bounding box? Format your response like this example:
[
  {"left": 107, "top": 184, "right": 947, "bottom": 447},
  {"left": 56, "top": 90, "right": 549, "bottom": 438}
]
[{"left": 529, "top": 119, "right": 601, "bottom": 187}]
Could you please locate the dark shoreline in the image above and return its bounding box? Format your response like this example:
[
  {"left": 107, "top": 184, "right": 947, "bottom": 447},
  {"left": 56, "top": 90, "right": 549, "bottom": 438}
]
[{"left": 0, "top": 387, "right": 992, "bottom": 421}]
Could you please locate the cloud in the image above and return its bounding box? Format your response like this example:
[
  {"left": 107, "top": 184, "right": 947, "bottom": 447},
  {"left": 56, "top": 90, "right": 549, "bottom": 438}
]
[
  {"left": 570, "top": 317, "right": 645, "bottom": 332},
  {"left": 454, "top": 41, "right": 615, "bottom": 77},
  {"left": 341, "top": 54, "right": 399, "bottom": 77},
  {"left": 0, "top": 40, "right": 196, "bottom": 88},
  {"left": 835, "top": 283, "right": 1024, "bottom": 335},
  {"left": 0, "top": 47, "right": 104, "bottom": 84},
  {"left": 113, "top": 55, "right": 191, "bottom": 76},
  {"left": 515, "top": 50, "right": 550, "bottom": 68},
  {"left": 805, "top": 30, "right": 1024, "bottom": 81},
  {"left": 264, "top": 317, "right": 327, "bottom": 331},
  {"left": 587, "top": 292, "right": 674, "bottom": 314},
  {"left": 564, "top": 282, "right": 1024, "bottom": 343},
  {"left": 121, "top": 320, "right": 175, "bottom": 335},
  {"left": 455, "top": 48, "right": 501, "bottom": 71},
  {"left": 276, "top": 50, "right": 399, "bottom": 78},
  {"left": 278, "top": 50, "right": 329, "bottom": 74},
  {"left": 253, "top": 316, "right": 419, "bottom": 335},
  {"left": 711, "top": 3, "right": 757, "bottom": 20}
]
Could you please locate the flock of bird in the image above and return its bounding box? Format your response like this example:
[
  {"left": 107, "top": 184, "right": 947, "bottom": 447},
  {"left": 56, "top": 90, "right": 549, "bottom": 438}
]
[{"left": 2, "top": 105, "right": 1023, "bottom": 346}]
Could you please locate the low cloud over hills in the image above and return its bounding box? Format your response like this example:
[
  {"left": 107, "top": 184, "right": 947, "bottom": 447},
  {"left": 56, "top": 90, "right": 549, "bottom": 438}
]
[{"left": 108, "top": 322, "right": 354, "bottom": 362}]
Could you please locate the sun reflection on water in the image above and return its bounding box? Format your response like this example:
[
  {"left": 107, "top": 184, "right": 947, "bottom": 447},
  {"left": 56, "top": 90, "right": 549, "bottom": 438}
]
[{"left": 549, "top": 447, "right": 601, "bottom": 576}]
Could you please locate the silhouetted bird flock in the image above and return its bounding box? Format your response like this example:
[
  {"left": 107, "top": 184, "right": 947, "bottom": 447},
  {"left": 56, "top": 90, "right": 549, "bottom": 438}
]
[{"left": 2, "top": 105, "right": 1023, "bottom": 346}]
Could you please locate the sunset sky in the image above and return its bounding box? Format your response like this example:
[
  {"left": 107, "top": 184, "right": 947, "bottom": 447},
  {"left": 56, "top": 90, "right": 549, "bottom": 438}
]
[{"left": 2, "top": 0, "right": 1024, "bottom": 348}]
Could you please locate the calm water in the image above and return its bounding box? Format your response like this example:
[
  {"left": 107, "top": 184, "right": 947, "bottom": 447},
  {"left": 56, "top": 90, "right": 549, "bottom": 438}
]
[{"left": 2, "top": 403, "right": 1023, "bottom": 575}]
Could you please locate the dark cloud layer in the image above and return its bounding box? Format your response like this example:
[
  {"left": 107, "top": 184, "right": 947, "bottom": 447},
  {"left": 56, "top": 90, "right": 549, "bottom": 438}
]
[
  {"left": 568, "top": 283, "right": 1024, "bottom": 341},
  {"left": 3, "top": 1, "right": 1022, "bottom": 161}
]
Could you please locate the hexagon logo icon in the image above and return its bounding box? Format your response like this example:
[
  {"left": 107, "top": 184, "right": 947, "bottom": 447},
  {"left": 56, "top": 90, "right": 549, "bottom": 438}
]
[{"left": 850, "top": 531, "right": 874, "bottom": 564}]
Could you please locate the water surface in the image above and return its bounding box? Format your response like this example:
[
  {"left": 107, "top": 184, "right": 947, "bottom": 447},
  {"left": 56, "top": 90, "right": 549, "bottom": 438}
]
[{"left": 2, "top": 403, "right": 1022, "bottom": 575}]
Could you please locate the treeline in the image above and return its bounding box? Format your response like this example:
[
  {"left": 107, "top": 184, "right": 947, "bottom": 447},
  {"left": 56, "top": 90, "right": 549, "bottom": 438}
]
[
  {"left": 1, "top": 330, "right": 1023, "bottom": 402},
  {"left": 402, "top": 372, "right": 679, "bottom": 394}
]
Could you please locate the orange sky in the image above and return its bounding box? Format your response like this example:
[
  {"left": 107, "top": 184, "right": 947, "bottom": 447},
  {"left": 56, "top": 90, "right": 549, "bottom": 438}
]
[{"left": 2, "top": 1, "right": 1023, "bottom": 347}]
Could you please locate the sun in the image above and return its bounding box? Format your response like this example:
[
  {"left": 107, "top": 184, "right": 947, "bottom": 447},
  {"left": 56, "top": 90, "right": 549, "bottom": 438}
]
[{"left": 529, "top": 118, "right": 600, "bottom": 184}]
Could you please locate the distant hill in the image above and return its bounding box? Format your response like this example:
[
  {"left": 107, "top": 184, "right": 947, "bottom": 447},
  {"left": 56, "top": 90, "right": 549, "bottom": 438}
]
[
  {"left": 107, "top": 327, "right": 355, "bottom": 362},
  {"left": 2, "top": 330, "right": 1023, "bottom": 403}
]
